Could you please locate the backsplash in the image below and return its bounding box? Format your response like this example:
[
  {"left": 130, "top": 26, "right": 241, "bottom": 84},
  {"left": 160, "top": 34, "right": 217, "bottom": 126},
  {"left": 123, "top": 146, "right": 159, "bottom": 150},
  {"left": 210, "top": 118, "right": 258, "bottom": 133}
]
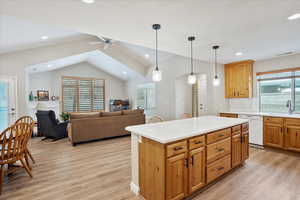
[{"left": 229, "top": 98, "right": 259, "bottom": 112}]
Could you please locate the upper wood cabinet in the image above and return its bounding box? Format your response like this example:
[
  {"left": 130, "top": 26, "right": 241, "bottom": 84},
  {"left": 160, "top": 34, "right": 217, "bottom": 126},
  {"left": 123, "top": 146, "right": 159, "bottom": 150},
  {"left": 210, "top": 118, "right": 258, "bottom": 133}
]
[{"left": 225, "top": 60, "right": 254, "bottom": 98}]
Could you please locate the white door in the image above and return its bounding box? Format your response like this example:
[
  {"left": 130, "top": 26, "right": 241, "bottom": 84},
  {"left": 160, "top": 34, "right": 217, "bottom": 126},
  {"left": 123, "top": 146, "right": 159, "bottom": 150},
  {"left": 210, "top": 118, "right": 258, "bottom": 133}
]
[{"left": 0, "top": 76, "right": 17, "bottom": 132}]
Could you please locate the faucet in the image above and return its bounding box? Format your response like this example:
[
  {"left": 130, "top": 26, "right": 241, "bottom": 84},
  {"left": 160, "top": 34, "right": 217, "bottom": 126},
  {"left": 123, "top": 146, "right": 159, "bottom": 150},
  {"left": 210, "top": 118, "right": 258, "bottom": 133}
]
[{"left": 286, "top": 100, "right": 293, "bottom": 114}]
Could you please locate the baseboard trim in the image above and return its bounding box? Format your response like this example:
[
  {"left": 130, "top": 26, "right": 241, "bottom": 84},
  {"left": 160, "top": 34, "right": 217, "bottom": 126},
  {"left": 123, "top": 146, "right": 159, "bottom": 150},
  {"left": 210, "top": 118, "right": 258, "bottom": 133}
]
[
  {"left": 130, "top": 182, "right": 140, "bottom": 195},
  {"left": 250, "top": 143, "right": 264, "bottom": 149}
]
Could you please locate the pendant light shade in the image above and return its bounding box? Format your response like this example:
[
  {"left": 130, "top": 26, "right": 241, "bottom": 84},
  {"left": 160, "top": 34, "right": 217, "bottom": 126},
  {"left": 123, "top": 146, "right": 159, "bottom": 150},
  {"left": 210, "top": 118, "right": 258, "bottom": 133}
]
[
  {"left": 213, "top": 45, "right": 220, "bottom": 86},
  {"left": 152, "top": 24, "right": 162, "bottom": 82},
  {"left": 187, "top": 36, "right": 196, "bottom": 85}
]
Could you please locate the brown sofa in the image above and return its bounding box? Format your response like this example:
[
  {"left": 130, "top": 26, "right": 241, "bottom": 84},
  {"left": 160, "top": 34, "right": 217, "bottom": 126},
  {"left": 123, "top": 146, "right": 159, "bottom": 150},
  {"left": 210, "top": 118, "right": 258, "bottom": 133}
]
[{"left": 68, "top": 109, "right": 145, "bottom": 146}]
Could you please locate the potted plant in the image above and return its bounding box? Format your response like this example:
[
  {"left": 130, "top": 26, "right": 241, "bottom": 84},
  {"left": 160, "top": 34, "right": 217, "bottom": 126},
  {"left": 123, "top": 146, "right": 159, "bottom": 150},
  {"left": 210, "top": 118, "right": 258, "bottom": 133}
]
[{"left": 60, "top": 112, "right": 70, "bottom": 122}]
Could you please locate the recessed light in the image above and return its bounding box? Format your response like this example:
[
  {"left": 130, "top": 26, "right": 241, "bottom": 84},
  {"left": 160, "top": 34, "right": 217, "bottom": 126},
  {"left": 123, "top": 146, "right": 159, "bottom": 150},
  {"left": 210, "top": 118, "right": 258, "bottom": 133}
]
[
  {"left": 123, "top": 71, "right": 127, "bottom": 75},
  {"left": 145, "top": 54, "right": 150, "bottom": 59},
  {"left": 235, "top": 52, "right": 243, "bottom": 56},
  {"left": 41, "top": 36, "right": 49, "bottom": 40},
  {"left": 47, "top": 64, "right": 53, "bottom": 68},
  {"left": 288, "top": 13, "right": 300, "bottom": 20},
  {"left": 82, "top": 0, "right": 95, "bottom": 3}
]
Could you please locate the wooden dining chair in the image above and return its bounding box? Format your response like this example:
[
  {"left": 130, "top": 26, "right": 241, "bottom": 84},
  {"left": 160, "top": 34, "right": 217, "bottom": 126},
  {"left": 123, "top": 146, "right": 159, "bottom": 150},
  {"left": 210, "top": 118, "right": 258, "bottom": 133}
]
[
  {"left": 147, "top": 116, "right": 164, "bottom": 123},
  {"left": 181, "top": 113, "right": 193, "bottom": 119},
  {"left": 15, "top": 116, "right": 35, "bottom": 164},
  {"left": 0, "top": 123, "right": 33, "bottom": 195}
]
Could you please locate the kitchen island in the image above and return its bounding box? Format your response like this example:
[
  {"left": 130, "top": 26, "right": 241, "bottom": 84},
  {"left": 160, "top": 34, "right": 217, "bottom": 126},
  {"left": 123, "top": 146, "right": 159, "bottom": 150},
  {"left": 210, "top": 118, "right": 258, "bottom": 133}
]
[{"left": 126, "top": 116, "right": 249, "bottom": 200}]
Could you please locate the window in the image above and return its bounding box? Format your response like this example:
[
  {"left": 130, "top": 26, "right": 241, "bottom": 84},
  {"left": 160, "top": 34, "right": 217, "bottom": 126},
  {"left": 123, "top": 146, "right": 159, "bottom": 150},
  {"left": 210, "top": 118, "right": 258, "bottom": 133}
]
[
  {"left": 258, "top": 68, "right": 300, "bottom": 113},
  {"left": 137, "top": 83, "right": 155, "bottom": 112},
  {"left": 62, "top": 76, "right": 105, "bottom": 112}
]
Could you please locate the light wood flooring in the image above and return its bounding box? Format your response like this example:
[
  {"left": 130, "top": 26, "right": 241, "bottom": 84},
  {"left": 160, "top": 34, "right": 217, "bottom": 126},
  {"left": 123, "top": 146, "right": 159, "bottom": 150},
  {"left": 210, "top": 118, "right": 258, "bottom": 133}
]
[{"left": 1, "top": 137, "right": 300, "bottom": 200}]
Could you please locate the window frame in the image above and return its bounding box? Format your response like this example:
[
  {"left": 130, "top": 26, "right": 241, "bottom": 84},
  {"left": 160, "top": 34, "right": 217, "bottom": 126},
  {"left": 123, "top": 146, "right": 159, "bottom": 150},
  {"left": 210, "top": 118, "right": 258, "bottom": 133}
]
[
  {"left": 61, "top": 76, "right": 105, "bottom": 113},
  {"left": 257, "top": 67, "right": 300, "bottom": 113}
]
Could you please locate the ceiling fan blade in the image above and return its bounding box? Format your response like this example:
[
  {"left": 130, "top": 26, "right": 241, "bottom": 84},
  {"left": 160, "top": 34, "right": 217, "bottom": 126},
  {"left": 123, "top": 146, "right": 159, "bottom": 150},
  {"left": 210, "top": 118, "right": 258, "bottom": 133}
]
[
  {"left": 97, "top": 36, "right": 107, "bottom": 42},
  {"left": 89, "top": 41, "right": 104, "bottom": 45}
]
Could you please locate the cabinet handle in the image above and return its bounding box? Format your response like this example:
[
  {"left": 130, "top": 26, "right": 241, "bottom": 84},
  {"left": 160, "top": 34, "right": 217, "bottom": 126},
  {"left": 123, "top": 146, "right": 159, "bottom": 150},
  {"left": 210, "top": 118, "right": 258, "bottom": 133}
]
[
  {"left": 194, "top": 141, "right": 202, "bottom": 144},
  {"left": 217, "top": 148, "right": 224, "bottom": 152},
  {"left": 217, "top": 167, "right": 224, "bottom": 171},
  {"left": 173, "top": 146, "right": 183, "bottom": 151},
  {"left": 191, "top": 156, "right": 194, "bottom": 166},
  {"left": 184, "top": 158, "right": 189, "bottom": 168},
  {"left": 218, "top": 134, "right": 225, "bottom": 137}
]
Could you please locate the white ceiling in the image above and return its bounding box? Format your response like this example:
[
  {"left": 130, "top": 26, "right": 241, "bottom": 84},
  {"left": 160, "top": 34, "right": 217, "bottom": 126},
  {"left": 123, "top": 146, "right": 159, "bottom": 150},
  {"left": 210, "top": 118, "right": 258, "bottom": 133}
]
[
  {"left": 26, "top": 50, "right": 144, "bottom": 81},
  {"left": 1, "top": 0, "right": 300, "bottom": 63},
  {"left": 0, "top": 15, "right": 91, "bottom": 54}
]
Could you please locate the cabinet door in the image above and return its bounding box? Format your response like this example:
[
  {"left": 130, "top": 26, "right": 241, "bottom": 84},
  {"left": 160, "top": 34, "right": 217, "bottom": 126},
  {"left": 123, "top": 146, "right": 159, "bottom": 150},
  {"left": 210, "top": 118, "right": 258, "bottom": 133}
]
[
  {"left": 225, "top": 65, "right": 235, "bottom": 98},
  {"left": 264, "top": 124, "right": 284, "bottom": 148},
  {"left": 235, "top": 63, "right": 252, "bottom": 97},
  {"left": 166, "top": 153, "right": 188, "bottom": 200},
  {"left": 232, "top": 134, "right": 242, "bottom": 168},
  {"left": 189, "top": 147, "right": 206, "bottom": 194},
  {"left": 242, "top": 132, "right": 249, "bottom": 161},
  {"left": 285, "top": 125, "right": 300, "bottom": 152}
]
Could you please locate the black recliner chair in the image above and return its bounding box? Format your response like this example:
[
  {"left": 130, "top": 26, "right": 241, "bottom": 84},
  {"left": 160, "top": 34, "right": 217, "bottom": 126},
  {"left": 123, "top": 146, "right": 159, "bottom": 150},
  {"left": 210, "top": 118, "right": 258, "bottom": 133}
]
[{"left": 36, "top": 110, "right": 68, "bottom": 141}]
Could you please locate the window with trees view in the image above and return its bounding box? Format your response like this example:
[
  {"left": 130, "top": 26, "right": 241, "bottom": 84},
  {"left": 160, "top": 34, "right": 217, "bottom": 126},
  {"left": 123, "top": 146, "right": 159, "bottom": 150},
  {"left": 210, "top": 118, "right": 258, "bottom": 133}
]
[
  {"left": 258, "top": 69, "right": 300, "bottom": 113},
  {"left": 62, "top": 76, "right": 105, "bottom": 112}
]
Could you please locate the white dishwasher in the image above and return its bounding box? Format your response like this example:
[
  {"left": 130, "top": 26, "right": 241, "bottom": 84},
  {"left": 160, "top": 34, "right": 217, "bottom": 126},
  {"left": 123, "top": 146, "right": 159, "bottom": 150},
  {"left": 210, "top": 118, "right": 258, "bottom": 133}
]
[{"left": 238, "top": 114, "right": 263, "bottom": 146}]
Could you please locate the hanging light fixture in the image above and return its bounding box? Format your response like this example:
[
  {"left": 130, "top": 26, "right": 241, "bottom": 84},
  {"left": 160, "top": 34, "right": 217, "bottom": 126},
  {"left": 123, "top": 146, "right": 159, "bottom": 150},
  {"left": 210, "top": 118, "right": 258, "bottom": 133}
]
[
  {"left": 152, "top": 24, "right": 162, "bottom": 82},
  {"left": 187, "top": 36, "right": 196, "bottom": 84},
  {"left": 213, "top": 45, "right": 220, "bottom": 86}
]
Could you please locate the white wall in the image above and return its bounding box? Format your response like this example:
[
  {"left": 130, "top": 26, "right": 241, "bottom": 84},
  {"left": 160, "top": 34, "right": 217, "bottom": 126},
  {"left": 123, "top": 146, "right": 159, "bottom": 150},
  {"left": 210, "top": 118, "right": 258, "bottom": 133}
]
[
  {"left": 175, "top": 75, "right": 192, "bottom": 119},
  {"left": 229, "top": 53, "right": 300, "bottom": 112},
  {"left": 28, "top": 62, "right": 127, "bottom": 115},
  {"left": 127, "top": 54, "right": 227, "bottom": 120},
  {"left": 0, "top": 37, "right": 147, "bottom": 117}
]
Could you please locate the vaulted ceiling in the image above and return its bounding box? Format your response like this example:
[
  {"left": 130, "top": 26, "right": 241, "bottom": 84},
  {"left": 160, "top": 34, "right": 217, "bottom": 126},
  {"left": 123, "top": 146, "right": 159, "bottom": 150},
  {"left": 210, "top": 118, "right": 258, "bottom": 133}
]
[{"left": 1, "top": 0, "right": 300, "bottom": 63}]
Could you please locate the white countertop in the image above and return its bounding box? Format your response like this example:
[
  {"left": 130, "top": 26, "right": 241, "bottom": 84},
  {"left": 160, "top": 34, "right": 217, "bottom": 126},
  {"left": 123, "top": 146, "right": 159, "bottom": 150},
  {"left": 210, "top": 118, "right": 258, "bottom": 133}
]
[
  {"left": 125, "top": 116, "right": 248, "bottom": 144},
  {"left": 220, "top": 111, "right": 300, "bottom": 118}
]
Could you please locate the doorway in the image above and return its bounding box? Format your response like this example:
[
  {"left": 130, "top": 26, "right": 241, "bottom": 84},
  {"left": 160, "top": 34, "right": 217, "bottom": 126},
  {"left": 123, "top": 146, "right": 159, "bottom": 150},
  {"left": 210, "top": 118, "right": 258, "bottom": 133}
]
[{"left": 0, "top": 76, "right": 17, "bottom": 132}]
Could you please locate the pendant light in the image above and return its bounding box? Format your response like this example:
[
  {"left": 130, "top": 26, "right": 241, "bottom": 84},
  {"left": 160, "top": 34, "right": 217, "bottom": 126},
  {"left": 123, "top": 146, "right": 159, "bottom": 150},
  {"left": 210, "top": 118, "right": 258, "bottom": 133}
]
[
  {"left": 213, "top": 45, "right": 220, "bottom": 86},
  {"left": 152, "top": 24, "right": 162, "bottom": 82},
  {"left": 187, "top": 36, "right": 196, "bottom": 85}
]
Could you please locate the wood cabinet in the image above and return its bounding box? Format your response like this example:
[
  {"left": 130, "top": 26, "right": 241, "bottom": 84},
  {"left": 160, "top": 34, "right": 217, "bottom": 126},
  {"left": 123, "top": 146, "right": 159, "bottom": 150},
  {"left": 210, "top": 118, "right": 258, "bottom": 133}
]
[
  {"left": 231, "top": 134, "right": 242, "bottom": 168},
  {"left": 188, "top": 147, "right": 206, "bottom": 193},
  {"left": 225, "top": 60, "right": 254, "bottom": 98},
  {"left": 241, "top": 132, "right": 249, "bottom": 161},
  {"left": 139, "top": 123, "right": 249, "bottom": 200},
  {"left": 285, "top": 118, "right": 300, "bottom": 152},
  {"left": 263, "top": 117, "right": 284, "bottom": 148},
  {"left": 166, "top": 153, "right": 188, "bottom": 200},
  {"left": 219, "top": 113, "right": 238, "bottom": 118}
]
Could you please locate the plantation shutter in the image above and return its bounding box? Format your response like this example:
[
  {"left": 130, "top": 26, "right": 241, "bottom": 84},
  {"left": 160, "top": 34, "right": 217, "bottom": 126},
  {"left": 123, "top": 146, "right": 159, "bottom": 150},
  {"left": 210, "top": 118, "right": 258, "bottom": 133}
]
[{"left": 62, "top": 77, "right": 105, "bottom": 112}]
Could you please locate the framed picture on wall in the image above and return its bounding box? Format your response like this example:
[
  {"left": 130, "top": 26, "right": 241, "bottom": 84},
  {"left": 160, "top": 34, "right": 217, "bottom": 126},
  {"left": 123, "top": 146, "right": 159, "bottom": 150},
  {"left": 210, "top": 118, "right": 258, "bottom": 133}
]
[{"left": 37, "top": 90, "right": 49, "bottom": 101}]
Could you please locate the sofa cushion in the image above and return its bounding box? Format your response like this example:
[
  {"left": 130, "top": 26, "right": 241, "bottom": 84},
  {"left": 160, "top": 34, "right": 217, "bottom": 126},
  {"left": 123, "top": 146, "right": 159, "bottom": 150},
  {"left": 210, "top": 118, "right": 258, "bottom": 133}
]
[
  {"left": 122, "top": 109, "right": 144, "bottom": 115},
  {"left": 101, "top": 111, "right": 122, "bottom": 117},
  {"left": 70, "top": 112, "right": 100, "bottom": 119}
]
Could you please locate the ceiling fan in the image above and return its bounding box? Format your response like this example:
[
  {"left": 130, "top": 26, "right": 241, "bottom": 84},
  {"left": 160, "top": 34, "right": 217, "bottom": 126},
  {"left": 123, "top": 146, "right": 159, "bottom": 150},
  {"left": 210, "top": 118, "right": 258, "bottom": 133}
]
[{"left": 90, "top": 36, "right": 115, "bottom": 50}]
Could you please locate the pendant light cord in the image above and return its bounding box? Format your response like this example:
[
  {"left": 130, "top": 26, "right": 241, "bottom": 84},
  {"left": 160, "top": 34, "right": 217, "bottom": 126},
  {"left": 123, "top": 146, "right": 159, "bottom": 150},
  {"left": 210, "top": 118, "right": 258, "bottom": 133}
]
[
  {"left": 191, "top": 39, "right": 193, "bottom": 75},
  {"left": 214, "top": 47, "right": 217, "bottom": 77},
  {"left": 155, "top": 29, "right": 158, "bottom": 71}
]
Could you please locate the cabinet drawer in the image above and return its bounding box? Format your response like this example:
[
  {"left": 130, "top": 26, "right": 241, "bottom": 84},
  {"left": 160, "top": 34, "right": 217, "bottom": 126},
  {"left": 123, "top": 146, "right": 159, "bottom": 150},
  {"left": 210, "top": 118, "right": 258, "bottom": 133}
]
[
  {"left": 220, "top": 113, "right": 238, "bottom": 118},
  {"left": 264, "top": 117, "right": 283, "bottom": 125},
  {"left": 166, "top": 140, "right": 187, "bottom": 158},
  {"left": 189, "top": 135, "right": 205, "bottom": 150},
  {"left": 285, "top": 118, "right": 300, "bottom": 127},
  {"left": 232, "top": 125, "right": 241, "bottom": 135},
  {"left": 242, "top": 123, "right": 249, "bottom": 133},
  {"left": 207, "top": 138, "right": 231, "bottom": 164},
  {"left": 207, "top": 128, "right": 231, "bottom": 144},
  {"left": 207, "top": 155, "right": 231, "bottom": 183}
]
